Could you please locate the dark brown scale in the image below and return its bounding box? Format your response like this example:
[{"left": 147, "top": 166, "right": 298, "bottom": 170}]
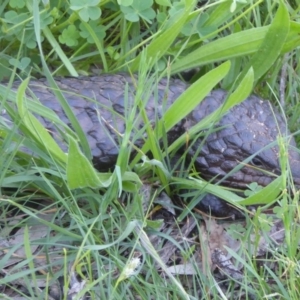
[{"left": 2, "top": 74, "right": 300, "bottom": 217}]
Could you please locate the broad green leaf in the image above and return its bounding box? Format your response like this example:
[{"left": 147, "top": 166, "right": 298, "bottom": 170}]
[
  {"left": 16, "top": 78, "right": 67, "bottom": 163},
  {"left": 146, "top": 219, "right": 164, "bottom": 229},
  {"left": 141, "top": 156, "right": 171, "bottom": 178},
  {"left": 172, "top": 27, "right": 268, "bottom": 73},
  {"left": 115, "top": 165, "right": 124, "bottom": 195},
  {"left": 33, "top": 1, "right": 91, "bottom": 162},
  {"left": 121, "top": 171, "right": 143, "bottom": 192},
  {"left": 173, "top": 176, "right": 242, "bottom": 204},
  {"left": 200, "top": 0, "right": 247, "bottom": 27},
  {"left": 167, "top": 61, "right": 242, "bottom": 154},
  {"left": 237, "top": 176, "right": 283, "bottom": 205},
  {"left": 239, "top": 1, "right": 290, "bottom": 82},
  {"left": 283, "top": 21, "right": 300, "bottom": 53},
  {"left": 37, "top": 73, "right": 91, "bottom": 161},
  {"left": 172, "top": 6, "right": 299, "bottom": 75},
  {"left": 173, "top": 66, "right": 254, "bottom": 149},
  {"left": 121, "top": 171, "right": 143, "bottom": 185},
  {"left": 130, "top": 61, "right": 231, "bottom": 166},
  {"left": 222, "top": 67, "right": 254, "bottom": 111},
  {"left": 164, "top": 61, "right": 231, "bottom": 131},
  {"left": 67, "top": 136, "right": 111, "bottom": 189},
  {"left": 174, "top": 173, "right": 283, "bottom": 219}
]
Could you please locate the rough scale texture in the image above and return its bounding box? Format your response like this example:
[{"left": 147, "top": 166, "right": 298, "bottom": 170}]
[{"left": 2, "top": 74, "right": 300, "bottom": 217}]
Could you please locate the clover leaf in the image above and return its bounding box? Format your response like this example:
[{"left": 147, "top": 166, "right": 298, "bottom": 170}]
[
  {"left": 70, "top": 0, "right": 101, "bottom": 22},
  {"left": 181, "top": 13, "right": 217, "bottom": 38},
  {"left": 244, "top": 182, "right": 263, "bottom": 197},
  {"left": 2, "top": 11, "right": 28, "bottom": 36},
  {"left": 59, "top": 24, "right": 80, "bottom": 47},
  {"left": 155, "top": 0, "right": 171, "bottom": 6},
  {"left": 120, "top": 0, "right": 156, "bottom": 23},
  {"left": 21, "top": 30, "right": 39, "bottom": 49},
  {"left": 9, "top": 57, "right": 31, "bottom": 71},
  {"left": 9, "top": 0, "right": 26, "bottom": 9},
  {"left": 39, "top": 11, "right": 54, "bottom": 29},
  {"left": 79, "top": 21, "right": 106, "bottom": 43},
  {"left": 117, "top": 0, "right": 133, "bottom": 6}
]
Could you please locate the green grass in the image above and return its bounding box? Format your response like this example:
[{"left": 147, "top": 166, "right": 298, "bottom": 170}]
[{"left": 1, "top": 0, "right": 300, "bottom": 299}]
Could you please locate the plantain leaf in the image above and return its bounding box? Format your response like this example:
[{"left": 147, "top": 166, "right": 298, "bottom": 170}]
[
  {"left": 33, "top": 2, "right": 92, "bottom": 160},
  {"left": 16, "top": 78, "right": 67, "bottom": 163},
  {"left": 238, "top": 0, "right": 290, "bottom": 82},
  {"left": 237, "top": 176, "right": 283, "bottom": 205},
  {"left": 167, "top": 63, "right": 254, "bottom": 154},
  {"left": 171, "top": 27, "right": 268, "bottom": 73},
  {"left": 131, "top": 61, "right": 231, "bottom": 166},
  {"left": 163, "top": 61, "right": 231, "bottom": 133},
  {"left": 172, "top": 3, "right": 299, "bottom": 75},
  {"left": 283, "top": 21, "right": 300, "bottom": 53},
  {"left": 221, "top": 67, "right": 254, "bottom": 111},
  {"left": 67, "top": 136, "right": 111, "bottom": 189}
]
